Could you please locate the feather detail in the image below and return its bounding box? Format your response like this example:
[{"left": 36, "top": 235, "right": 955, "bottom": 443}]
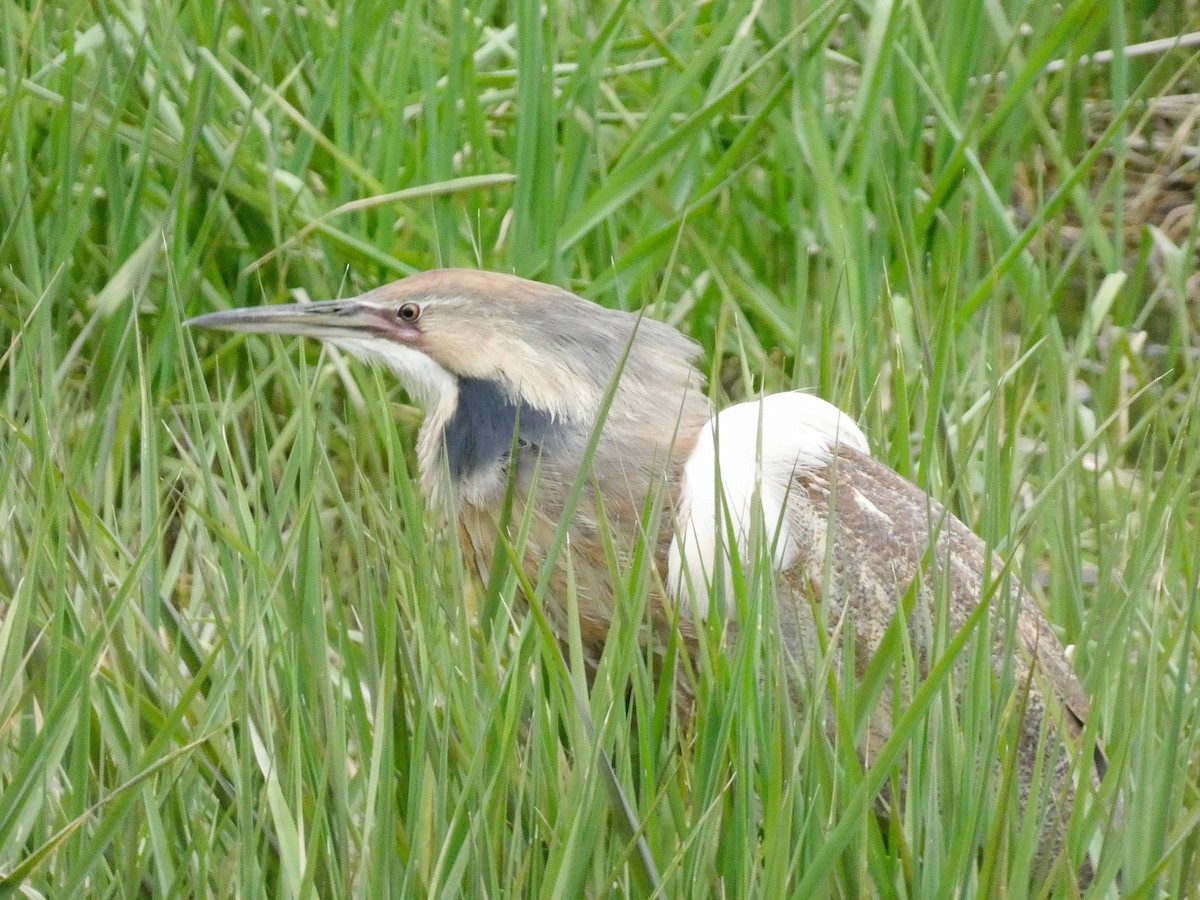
[{"left": 668, "top": 392, "right": 870, "bottom": 618}]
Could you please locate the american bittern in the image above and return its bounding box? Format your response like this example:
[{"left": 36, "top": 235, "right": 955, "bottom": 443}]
[{"left": 188, "top": 268, "right": 1103, "bottom": 877}]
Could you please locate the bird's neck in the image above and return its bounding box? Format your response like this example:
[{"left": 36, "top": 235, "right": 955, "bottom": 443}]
[
  {"left": 414, "top": 387, "right": 461, "bottom": 508},
  {"left": 414, "top": 372, "right": 712, "bottom": 521},
  {"left": 417, "top": 367, "right": 711, "bottom": 661}
]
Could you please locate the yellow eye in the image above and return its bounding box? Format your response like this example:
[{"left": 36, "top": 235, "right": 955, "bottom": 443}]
[{"left": 397, "top": 302, "right": 421, "bottom": 323}]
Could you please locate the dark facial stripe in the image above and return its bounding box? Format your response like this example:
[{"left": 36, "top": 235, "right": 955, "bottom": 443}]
[{"left": 443, "top": 377, "right": 560, "bottom": 482}]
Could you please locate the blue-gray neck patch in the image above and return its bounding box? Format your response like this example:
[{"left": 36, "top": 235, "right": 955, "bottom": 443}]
[{"left": 443, "top": 376, "right": 559, "bottom": 481}]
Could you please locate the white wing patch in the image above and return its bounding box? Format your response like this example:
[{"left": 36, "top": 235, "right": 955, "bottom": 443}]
[{"left": 668, "top": 392, "right": 870, "bottom": 619}]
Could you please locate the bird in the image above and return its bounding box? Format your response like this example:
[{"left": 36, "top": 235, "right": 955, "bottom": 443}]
[{"left": 187, "top": 267, "right": 1103, "bottom": 878}]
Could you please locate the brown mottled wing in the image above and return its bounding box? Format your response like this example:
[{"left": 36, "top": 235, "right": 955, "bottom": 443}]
[
  {"left": 773, "top": 445, "right": 1103, "bottom": 878},
  {"left": 776, "top": 445, "right": 1091, "bottom": 736}
]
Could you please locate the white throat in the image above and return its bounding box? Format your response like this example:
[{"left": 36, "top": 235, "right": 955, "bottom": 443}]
[{"left": 329, "top": 336, "right": 460, "bottom": 503}]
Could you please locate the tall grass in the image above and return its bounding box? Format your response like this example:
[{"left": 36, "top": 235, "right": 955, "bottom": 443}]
[{"left": 1, "top": 0, "right": 1198, "bottom": 895}]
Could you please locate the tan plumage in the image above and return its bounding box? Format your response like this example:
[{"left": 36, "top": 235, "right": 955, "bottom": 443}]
[
  {"left": 188, "top": 267, "right": 1102, "bottom": 877},
  {"left": 777, "top": 445, "right": 1100, "bottom": 833}
]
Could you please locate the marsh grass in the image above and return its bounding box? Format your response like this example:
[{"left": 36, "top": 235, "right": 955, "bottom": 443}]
[{"left": 1, "top": 0, "right": 1199, "bottom": 895}]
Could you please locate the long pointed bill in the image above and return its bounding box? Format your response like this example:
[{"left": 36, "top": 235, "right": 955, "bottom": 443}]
[{"left": 185, "top": 299, "right": 418, "bottom": 343}]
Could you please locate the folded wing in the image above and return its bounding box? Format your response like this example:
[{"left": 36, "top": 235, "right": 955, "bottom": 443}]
[{"left": 667, "top": 389, "right": 1099, "bottom": 844}]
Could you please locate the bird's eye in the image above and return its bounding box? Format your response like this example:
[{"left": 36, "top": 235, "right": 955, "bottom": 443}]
[{"left": 397, "top": 302, "right": 421, "bottom": 323}]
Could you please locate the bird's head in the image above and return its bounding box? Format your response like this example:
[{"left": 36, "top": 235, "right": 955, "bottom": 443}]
[{"left": 188, "top": 269, "right": 711, "bottom": 505}]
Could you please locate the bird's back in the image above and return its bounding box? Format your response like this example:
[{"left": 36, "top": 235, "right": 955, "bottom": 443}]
[{"left": 769, "top": 444, "right": 1101, "bottom": 870}]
